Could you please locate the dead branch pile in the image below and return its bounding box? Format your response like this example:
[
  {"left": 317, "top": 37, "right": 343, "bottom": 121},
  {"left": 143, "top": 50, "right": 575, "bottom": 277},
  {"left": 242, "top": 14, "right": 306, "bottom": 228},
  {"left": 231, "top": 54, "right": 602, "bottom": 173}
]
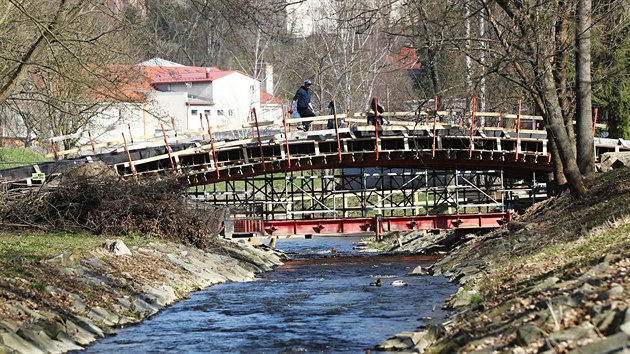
[{"left": 0, "top": 165, "right": 226, "bottom": 250}]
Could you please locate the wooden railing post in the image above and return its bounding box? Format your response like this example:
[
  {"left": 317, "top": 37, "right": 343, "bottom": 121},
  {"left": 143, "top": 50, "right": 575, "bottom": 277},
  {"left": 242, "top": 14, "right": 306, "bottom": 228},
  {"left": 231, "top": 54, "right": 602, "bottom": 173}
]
[
  {"left": 592, "top": 107, "right": 599, "bottom": 137},
  {"left": 50, "top": 139, "right": 58, "bottom": 160},
  {"left": 333, "top": 99, "right": 342, "bottom": 162},
  {"left": 199, "top": 113, "right": 206, "bottom": 141},
  {"left": 469, "top": 96, "right": 476, "bottom": 158},
  {"left": 122, "top": 133, "right": 137, "bottom": 181},
  {"left": 170, "top": 115, "right": 179, "bottom": 144},
  {"left": 282, "top": 103, "right": 291, "bottom": 166},
  {"left": 127, "top": 123, "right": 134, "bottom": 144},
  {"left": 88, "top": 131, "right": 97, "bottom": 155},
  {"left": 373, "top": 97, "right": 380, "bottom": 160},
  {"left": 515, "top": 99, "right": 522, "bottom": 161},
  {"left": 432, "top": 96, "right": 438, "bottom": 158},
  {"left": 205, "top": 114, "right": 219, "bottom": 177},
  {"left": 160, "top": 124, "right": 177, "bottom": 176},
  {"left": 251, "top": 108, "right": 266, "bottom": 171}
]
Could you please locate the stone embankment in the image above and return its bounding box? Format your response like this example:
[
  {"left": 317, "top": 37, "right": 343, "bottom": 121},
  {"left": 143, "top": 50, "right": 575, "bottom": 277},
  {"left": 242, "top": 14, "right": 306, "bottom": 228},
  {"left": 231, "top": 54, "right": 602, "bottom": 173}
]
[
  {"left": 377, "top": 168, "right": 630, "bottom": 353},
  {"left": 0, "top": 239, "right": 285, "bottom": 353}
]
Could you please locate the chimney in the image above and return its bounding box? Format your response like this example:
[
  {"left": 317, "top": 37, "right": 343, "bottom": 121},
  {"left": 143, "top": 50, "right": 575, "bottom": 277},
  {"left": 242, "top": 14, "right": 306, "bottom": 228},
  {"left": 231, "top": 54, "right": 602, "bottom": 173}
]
[
  {"left": 264, "top": 64, "right": 274, "bottom": 95},
  {"left": 205, "top": 67, "right": 211, "bottom": 79}
]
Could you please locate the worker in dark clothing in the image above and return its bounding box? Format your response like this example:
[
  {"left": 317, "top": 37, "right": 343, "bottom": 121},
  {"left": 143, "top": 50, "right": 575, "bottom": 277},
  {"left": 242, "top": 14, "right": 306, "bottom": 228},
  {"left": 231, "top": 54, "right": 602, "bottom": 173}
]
[
  {"left": 327, "top": 100, "right": 342, "bottom": 129},
  {"left": 291, "top": 79, "right": 316, "bottom": 131},
  {"left": 367, "top": 97, "right": 384, "bottom": 126}
]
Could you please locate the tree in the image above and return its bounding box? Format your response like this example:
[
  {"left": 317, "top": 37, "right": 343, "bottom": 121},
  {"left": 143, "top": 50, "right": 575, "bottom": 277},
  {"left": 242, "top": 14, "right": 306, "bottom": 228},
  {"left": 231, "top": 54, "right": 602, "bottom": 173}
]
[
  {"left": 0, "top": 0, "right": 145, "bottom": 147},
  {"left": 576, "top": 0, "right": 595, "bottom": 178},
  {"left": 592, "top": 0, "right": 630, "bottom": 140}
]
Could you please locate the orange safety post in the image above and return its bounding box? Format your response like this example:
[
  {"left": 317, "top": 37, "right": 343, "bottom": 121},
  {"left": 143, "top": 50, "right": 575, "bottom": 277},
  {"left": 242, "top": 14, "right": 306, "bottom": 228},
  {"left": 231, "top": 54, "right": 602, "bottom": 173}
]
[
  {"left": 432, "top": 96, "right": 439, "bottom": 158},
  {"left": 88, "top": 131, "right": 97, "bottom": 155},
  {"left": 199, "top": 113, "right": 206, "bottom": 141},
  {"left": 251, "top": 108, "right": 266, "bottom": 171},
  {"left": 170, "top": 115, "right": 179, "bottom": 144},
  {"left": 205, "top": 114, "right": 220, "bottom": 177},
  {"left": 469, "top": 96, "right": 476, "bottom": 158},
  {"left": 281, "top": 103, "right": 292, "bottom": 166},
  {"left": 160, "top": 124, "right": 177, "bottom": 176},
  {"left": 373, "top": 97, "right": 380, "bottom": 160},
  {"left": 122, "top": 133, "right": 137, "bottom": 181},
  {"left": 127, "top": 123, "right": 134, "bottom": 144},
  {"left": 333, "top": 99, "right": 342, "bottom": 162},
  {"left": 515, "top": 99, "right": 522, "bottom": 161},
  {"left": 50, "top": 139, "right": 59, "bottom": 160},
  {"left": 592, "top": 107, "right": 599, "bottom": 137}
]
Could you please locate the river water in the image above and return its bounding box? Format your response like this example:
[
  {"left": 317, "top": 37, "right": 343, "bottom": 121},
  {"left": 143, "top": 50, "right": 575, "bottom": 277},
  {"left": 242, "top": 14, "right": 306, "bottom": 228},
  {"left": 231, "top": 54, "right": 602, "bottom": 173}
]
[{"left": 82, "top": 237, "right": 458, "bottom": 353}]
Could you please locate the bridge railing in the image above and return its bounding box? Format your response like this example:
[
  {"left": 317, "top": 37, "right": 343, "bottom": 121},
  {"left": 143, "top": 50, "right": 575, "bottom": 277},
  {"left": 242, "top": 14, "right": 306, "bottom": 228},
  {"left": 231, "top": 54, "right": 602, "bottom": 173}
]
[{"left": 40, "top": 107, "right": 611, "bottom": 161}]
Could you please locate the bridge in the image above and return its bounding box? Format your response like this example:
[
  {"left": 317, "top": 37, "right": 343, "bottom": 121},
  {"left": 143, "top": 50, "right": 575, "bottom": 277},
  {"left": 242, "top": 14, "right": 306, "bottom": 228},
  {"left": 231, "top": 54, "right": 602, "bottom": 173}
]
[{"left": 2, "top": 108, "right": 628, "bottom": 238}]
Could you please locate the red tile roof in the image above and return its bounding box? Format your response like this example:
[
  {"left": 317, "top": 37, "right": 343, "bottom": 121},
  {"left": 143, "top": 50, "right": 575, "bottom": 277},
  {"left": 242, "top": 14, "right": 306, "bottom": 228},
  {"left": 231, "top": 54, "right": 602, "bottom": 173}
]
[
  {"left": 140, "top": 65, "right": 233, "bottom": 83},
  {"left": 260, "top": 90, "right": 283, "bottom": 105},
  {"left": 384, "top": 47, "right": 421, "bottom": 70}
]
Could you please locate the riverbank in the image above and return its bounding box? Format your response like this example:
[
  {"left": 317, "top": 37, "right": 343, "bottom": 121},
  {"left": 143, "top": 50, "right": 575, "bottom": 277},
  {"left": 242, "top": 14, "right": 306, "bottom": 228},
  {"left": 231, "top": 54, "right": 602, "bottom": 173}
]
[
  {"left": 376, "top": 167, "right": 630, "bottom": 353},
  {"left": 0, "top": 236, "right": 285, "bottom": 353}
]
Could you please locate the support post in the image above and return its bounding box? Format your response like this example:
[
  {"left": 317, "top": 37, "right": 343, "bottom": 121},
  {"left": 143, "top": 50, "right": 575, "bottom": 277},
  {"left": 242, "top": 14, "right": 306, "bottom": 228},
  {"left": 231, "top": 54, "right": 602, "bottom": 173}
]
[
  {"left": 160, "top": 124, "right": 177, "bottom": 176},
  {"left": 373, "top": 97, "right": 380, "bottom": 160},
  {"left": 205, "top": 114, "right": 220, "bottom": 177},
  {"left": 333, "top": 99, "right": 342, "bottom": 162},
  {"left": 432, "top": 96, "right": 438, "bottom": 158},
  {"left": 251, "top": 108, "right": 266, "bottom": 171},
  {"left": 199, "top": 113, "right": 206, "bottom": 141},
  {"left": 592, "top": 107, "right": 598, "bottom": 137},
  {"left": 170, "top": 115, "right": 179, "bottom": 144},
  {"left": 515, "top": 99, "right": 522, "bottom": 161},
  {"left": 282, "top": 103, "right": 291, "bottom": 166},
  {"left": 88, "top": 131, "right": 97, "bottom": 155},
  {"left": 122, "top": 133, "right": 137, "bottom": 181},
  {"left": 469, "top": 96, "right": 476, "bottom": 158},
  {"left": 127, "top": 123, "right": 134, "bottom": 144},
  {"left": 50, "top": 139, "right": 58, "bottom": 160}
]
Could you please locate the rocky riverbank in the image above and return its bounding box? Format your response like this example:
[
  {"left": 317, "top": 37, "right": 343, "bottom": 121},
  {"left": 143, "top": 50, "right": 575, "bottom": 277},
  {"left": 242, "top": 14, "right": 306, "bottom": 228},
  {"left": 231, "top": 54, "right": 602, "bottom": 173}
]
[
  {"left": 376, "top": 167, "right": 630, "bottom": 353},
  {"left": 0, "top": 238, "right": 285, "bottom": 353}
]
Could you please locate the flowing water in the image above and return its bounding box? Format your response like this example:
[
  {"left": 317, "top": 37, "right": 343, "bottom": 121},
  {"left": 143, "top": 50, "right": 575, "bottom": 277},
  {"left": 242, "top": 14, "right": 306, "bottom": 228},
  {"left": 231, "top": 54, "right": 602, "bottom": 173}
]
[{"left": 82, "top": 237, "right": 458, "bottom": 353}]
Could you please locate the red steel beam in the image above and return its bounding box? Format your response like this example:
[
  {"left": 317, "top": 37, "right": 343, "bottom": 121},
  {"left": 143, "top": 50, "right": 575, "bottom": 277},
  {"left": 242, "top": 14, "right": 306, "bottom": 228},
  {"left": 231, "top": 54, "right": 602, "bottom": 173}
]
[{"left": 262, "top": 212, "right": 511, "bottom": 236}]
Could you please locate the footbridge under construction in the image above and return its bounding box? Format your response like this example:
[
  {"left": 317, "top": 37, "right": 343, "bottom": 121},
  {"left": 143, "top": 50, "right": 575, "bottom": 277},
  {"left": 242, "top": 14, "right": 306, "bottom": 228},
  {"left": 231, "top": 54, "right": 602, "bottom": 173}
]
[{"left": 2, "top": 109, "right": 628, "bottom": 238}]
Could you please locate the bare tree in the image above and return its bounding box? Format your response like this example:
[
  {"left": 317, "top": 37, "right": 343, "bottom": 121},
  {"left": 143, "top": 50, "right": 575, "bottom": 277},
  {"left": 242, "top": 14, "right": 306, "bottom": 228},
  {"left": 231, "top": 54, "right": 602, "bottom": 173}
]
[
  {"left": 0, "top": 0, "right": 145, "bottom": 146},
  {"left": 466, "top": 0, "right": 589, "bottom": 197}
]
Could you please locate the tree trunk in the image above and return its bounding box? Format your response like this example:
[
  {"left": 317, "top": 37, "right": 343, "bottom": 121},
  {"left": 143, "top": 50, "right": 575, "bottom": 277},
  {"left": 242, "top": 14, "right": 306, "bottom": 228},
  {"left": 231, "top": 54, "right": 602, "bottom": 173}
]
[
  {"left": 576, "top": 0, "right": 595, "bottom": 178},
  {"left": 554, "top": 2, "right": 576, "bottom": 157},
  {"left": 0, "top": 0, "right": 66, "bottom": 105},
  {"left": 542, "top": 61, "right": 588, "bottom": 198},
  {"left": 548, "top": 137, "right": 567, "bottom": 195}
]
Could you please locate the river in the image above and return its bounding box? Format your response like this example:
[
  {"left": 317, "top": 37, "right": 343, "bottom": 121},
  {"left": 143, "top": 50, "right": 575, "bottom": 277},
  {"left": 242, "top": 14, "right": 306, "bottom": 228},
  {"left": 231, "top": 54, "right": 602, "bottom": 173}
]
[{"left": 81, "top": 236, "right": 458, "bottom": 353}]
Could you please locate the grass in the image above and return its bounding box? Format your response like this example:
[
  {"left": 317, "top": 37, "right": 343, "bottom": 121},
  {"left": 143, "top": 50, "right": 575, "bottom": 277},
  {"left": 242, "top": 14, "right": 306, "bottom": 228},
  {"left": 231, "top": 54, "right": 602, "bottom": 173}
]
[
  {"left": 0, "top": 231, "right": 154, "bottom": 279},
  {"left": 0, "top": 147, "right": 51, "bottom": 169},
  {"left": 480, "top": 214, "right": 630, "bottom": 298}
]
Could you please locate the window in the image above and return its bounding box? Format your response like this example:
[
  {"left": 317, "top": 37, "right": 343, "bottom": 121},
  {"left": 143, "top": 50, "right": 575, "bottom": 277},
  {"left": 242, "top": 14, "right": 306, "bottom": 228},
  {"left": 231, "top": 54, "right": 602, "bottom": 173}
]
[
  {"left": 217, "top": 110, "right": 225, "bottom": 116},
  {"left": 191, "top": 109, "right": 198, "bottom": 115},
  {"left": 228, "top": 110, "right": 234, "bottom": 117},
  {"left": 204, "top": 109, "right": 211, "bottom": 116}
]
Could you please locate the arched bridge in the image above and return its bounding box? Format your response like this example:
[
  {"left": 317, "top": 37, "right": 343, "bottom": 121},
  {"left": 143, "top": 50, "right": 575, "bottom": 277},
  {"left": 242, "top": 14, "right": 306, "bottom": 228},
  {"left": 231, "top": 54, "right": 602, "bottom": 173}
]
[{"left": 2, "top": 110, "right": 628, "bottom": 237}]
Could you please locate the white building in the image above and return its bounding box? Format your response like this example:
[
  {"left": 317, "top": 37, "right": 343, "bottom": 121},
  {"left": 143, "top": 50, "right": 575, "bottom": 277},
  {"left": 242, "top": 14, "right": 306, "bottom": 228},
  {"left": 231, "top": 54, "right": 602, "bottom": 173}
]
[
  {"left": 285, "top": 0, "right": 403, "bottom": 37},
  {"left": 90, "top": 58, "right": 283, "bottom": 143}
]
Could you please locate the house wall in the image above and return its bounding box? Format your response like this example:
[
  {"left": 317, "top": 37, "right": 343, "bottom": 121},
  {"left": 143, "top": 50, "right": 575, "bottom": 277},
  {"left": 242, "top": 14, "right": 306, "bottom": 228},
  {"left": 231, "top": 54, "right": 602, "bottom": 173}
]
[
  {"left": 211, "top": 72, "right": 261, "bottom": 126},
  {"left": 88, "top": 102, "right": 147, "bottom": 143},
  {"left": 159, "top": 82, "right": 213, "bottom": 101},
  {"left": 149, "top": 91, "right": 191, "bottom": 131}
]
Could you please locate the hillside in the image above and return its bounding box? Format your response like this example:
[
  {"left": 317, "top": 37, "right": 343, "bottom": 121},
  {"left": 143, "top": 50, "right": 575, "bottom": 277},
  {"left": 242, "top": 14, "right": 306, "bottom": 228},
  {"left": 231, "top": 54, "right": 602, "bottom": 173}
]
[{"left": 378, "top": 167, "right": 630, "bottom": 353}]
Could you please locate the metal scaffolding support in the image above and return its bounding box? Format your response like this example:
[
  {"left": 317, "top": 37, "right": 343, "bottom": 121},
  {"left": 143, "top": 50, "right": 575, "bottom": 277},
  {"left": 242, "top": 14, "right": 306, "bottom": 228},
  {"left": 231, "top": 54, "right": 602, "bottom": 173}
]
[{"left": 190, "top": 167, "right": 543, "bottom": 236}]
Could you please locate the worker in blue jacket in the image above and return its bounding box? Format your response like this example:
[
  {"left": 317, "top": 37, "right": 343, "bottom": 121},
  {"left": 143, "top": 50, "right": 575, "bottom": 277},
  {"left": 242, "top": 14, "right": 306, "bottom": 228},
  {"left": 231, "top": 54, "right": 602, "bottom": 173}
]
[{"left": 291, "top": 79, "right": 316, "bottom": 131}]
